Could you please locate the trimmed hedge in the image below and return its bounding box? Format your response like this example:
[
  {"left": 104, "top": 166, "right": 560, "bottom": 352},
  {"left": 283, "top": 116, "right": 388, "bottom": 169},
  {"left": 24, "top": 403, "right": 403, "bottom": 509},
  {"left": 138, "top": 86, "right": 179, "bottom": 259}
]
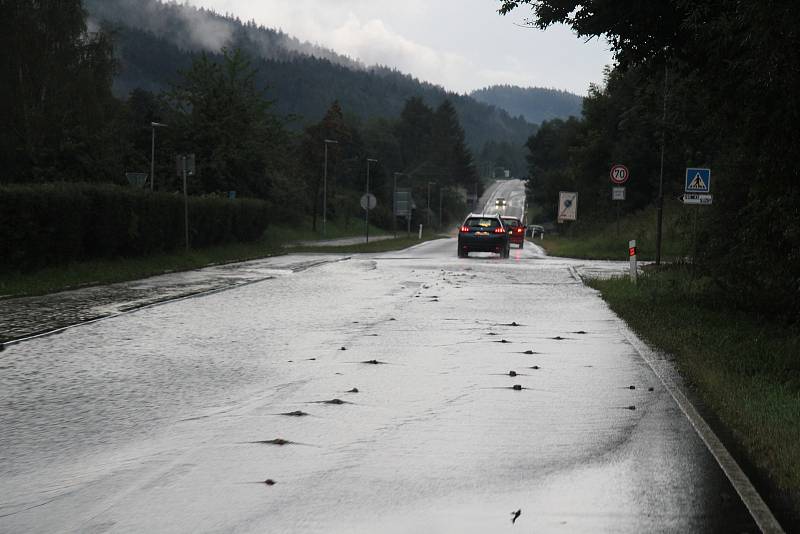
[{"left": 0, "top": 183, "right": 271, "bottom": 272}]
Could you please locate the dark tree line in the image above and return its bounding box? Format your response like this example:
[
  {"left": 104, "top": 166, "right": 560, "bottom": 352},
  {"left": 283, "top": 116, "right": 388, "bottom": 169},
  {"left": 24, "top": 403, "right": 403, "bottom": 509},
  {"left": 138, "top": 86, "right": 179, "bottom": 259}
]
[
  {"left": 1, "top": 1, "right": 483, "bottom": 232},
  {"left": 0, "top": 0, "right": 120, "bottom": 183},
  {"left": 501, "top": 0, "right": 800, "bottom": 320}
]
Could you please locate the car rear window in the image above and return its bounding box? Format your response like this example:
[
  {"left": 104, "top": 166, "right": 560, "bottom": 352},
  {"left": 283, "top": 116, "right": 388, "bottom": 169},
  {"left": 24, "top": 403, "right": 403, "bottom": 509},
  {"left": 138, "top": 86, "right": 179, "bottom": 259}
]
[
  {"left": 502, "top": 219, "right": 519, "bottom": 227},
  {"left": 466, "top": 217, "right": 500, "bottom": 229}
]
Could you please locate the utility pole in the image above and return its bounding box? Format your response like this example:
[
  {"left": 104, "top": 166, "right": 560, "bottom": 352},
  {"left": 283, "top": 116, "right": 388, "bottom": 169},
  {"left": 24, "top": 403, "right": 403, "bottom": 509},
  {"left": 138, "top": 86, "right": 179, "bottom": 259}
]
[
  {"left": 655, "top": 54, "right": 669, "bottom": 265},
  {"left": 176, "top": 153, "right": 195, "bottom": 251},
  {"left": 393, "top": 172, "right": 403, "bottom": 238},
  {"left": 366, "top": 158, "right": 378, "bottom": 243},
  {"left": 150, "top": 122, "right": 167, "bottom": 191},
  {"left": 323, "top": 139, "right": 338, "bottom": 238}
]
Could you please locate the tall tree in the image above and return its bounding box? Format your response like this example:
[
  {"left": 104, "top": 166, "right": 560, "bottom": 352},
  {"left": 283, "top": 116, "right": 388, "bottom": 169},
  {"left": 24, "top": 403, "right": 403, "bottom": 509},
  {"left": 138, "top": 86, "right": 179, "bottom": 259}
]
[
  {"left": 430, "top": 100, "right": 478, "bottom": 190},
  {"left": 500, "top": 0, "right": 800, "bottom": 318},
  {"left": 0, "top": 0, "right": 118, "bottom": 182},
  {"left": 166, "top": 48, "right": 291, "bottom": 198},
  {"left": 396, "top": 97, "right": 434, "bottom": 171},
  {"left": 300, "top": 101, "right": 357, "bottom": 231}
]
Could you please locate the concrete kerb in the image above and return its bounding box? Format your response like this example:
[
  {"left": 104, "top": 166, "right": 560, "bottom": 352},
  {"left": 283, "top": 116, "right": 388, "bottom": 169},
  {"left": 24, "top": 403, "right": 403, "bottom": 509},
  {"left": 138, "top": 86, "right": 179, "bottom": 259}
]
[
  {"left": 570, "top": 271, "right": 783, "bottom": 532},
  {"left": 618, "top": 322, "right": 785, "bottom": 533}
]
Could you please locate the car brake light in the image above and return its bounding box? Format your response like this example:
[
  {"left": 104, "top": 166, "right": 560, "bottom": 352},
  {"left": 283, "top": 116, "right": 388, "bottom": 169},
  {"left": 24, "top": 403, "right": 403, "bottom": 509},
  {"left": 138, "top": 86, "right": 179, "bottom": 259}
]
[
  {"left": 493, "top": 227, "right": 506, "bottom": 234},
  {"left": 516, "top": 228, "right": 523, "bottom": 233},
  {"left": 460, "top": 226, "right": 470, "bottom": 233}
]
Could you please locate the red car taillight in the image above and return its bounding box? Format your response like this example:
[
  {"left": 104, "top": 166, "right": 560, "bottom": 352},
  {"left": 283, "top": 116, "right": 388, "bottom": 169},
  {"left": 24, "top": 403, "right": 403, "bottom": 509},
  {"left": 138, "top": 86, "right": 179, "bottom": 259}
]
[
  {"left": 493, "top": 227, "right": 506, "bottom": 234},
  {"left": 460, "top": 226, "right": 470, "bottom": 233},
  {"left": 516, "top": 227, "right": 523, "bottom": 233}
]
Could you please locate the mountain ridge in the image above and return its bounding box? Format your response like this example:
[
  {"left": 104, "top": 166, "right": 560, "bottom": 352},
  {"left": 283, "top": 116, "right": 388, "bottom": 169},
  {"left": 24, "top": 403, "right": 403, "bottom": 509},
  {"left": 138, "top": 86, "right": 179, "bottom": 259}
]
[
  {"left": 470, "top": 85, "right": 584, "bottom": 125},
  {"left": 84, "top": 0, "right": 579, "bottom": 151}
]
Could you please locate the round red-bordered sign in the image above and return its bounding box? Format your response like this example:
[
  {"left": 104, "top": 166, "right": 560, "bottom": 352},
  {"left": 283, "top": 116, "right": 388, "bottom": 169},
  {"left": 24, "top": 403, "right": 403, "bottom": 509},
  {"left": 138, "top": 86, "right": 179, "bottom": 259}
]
[{"left": 610, "top": 164, "right": 630, "bottom": 185}]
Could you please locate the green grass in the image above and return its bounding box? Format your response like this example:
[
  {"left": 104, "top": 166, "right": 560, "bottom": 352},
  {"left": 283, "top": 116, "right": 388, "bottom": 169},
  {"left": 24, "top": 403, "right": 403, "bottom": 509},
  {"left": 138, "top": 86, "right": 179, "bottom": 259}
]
[
  {"left": 263, "top": 216, "right": 391, "bottom": 245},
  {"left": 588, "top": 267, "right": 800, "bottom": 522},
  {"left": 540, "top": 203, "right": 692, "bottom": 261},
  {"left": 0, "top": 216, "right": 394, "bottom": 300},
  {"left": 0, "top": 240, "right": 284, "bottom": 299}
]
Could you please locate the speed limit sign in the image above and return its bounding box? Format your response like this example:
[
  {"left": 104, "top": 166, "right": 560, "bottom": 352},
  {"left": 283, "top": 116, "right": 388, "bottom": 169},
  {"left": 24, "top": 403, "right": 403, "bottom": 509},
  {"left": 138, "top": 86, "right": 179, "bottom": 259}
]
[{"left": 610, "top": 164, "right": 630, "bottom": 185}]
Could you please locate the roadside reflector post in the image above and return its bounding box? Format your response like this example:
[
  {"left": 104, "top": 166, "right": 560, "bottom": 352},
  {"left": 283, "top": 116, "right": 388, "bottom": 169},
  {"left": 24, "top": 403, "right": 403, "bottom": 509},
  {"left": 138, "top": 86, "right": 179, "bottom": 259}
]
[
  {"left": 418, "top": 224, "right": 423, "bottom": 240},
  {"left": 629, "top": 239, "right": 638, "bottom": 283}
]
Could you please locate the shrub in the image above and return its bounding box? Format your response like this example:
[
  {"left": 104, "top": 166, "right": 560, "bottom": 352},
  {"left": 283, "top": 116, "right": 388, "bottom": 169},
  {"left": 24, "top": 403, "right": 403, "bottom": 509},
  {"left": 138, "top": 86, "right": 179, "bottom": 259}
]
[{"left": 0, "top": 183, "right": 271, "bottom": 272}]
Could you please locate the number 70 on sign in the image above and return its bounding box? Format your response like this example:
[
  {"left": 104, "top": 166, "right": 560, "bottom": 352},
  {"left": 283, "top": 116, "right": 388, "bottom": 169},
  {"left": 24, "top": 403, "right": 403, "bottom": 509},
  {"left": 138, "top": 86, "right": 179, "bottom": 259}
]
[{"left": 610, "top": 164, "right": 630, "bottom": 185}]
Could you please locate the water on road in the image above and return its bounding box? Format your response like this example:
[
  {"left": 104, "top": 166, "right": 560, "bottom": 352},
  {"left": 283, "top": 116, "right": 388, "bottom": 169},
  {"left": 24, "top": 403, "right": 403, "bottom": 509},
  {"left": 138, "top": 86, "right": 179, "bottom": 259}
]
[{"left": 0, "top": 236, "right": 759, "bottom": 533}]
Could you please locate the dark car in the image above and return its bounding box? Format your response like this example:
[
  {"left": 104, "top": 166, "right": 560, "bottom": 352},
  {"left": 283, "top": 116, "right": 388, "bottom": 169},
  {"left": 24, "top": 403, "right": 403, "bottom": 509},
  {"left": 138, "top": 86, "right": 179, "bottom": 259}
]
[
  {"left": 501, "top": 216, "right": 526, "bottom": 248},
  {"left": 457, "top": 213, "right": 510, "bottom": 258}
]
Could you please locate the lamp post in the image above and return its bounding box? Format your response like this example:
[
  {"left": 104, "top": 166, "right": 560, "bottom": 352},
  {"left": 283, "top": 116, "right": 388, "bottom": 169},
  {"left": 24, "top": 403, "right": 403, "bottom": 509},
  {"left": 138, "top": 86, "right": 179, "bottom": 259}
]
[
  {"left": 323, "top": 139, "right": 338, "bottom": 238},
  {"left": 366, "top": 158, "right": 378, "bottom": 243},
  {"left": 150, "top": 122, "right": 167, "bottom": 192},
  {"left": 393, "top": 172, "right": 407, "bottom": 238},
  {"left": 427, "top": 181, "right": 436, "bottom": 228},
  {"left": 655, "top": 54, "right": 669, "bottom": 266}
]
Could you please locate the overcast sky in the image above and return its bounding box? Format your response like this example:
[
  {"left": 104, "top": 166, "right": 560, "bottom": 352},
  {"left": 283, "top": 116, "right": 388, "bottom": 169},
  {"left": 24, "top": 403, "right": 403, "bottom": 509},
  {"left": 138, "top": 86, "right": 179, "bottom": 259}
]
[{"left": 183, "top": 0, "right": 613, "bottom": 96}]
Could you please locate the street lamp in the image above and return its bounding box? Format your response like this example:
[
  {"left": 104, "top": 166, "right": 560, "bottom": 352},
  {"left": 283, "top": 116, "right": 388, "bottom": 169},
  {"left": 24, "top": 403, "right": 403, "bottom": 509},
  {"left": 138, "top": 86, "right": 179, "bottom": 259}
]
[
  {"left": 393, "top": 172, "right": 406, "bottom": 238},
  {"left": 150, "top": 122, "right": 168, "bottom": 192},
  {"left": 323, "top": 139, "right": 338, "bottom": 238},
  {"left": 366, "top": 158, "right": 378, "bottom": 243}
]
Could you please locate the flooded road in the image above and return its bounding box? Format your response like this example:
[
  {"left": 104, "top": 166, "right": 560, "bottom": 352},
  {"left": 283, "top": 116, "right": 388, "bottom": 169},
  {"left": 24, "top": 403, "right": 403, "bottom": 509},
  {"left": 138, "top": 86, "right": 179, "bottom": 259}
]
[{"left": 0, "top": 239, "right": 760, "bottom": 533}]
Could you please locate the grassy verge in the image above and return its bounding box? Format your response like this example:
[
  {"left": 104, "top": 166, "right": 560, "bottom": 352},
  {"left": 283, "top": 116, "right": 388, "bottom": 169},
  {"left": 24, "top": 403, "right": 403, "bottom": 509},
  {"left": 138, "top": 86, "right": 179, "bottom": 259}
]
[
  {"left": 540, "top": 203, "right": 692, "bottom": 261},
  {"left": 0, "top": 240, "right": 283, "bottom": 299},
  {"left": 0, "top": 221, "right": 439, "bottom": 298},
  {"left": 588, "top": 267, "right": 800, "bottom": 524}
]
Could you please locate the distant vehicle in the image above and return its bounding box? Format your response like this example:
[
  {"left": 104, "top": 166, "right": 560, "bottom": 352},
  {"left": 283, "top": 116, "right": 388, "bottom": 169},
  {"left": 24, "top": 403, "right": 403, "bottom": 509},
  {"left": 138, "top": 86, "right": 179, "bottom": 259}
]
[
  {"left": 501, "top": 216, "right": 525, "bottom": 248},
  {"left": 458, "top": 213, "right": 510, "bottom": 258},
  {"left": 528, "top": 225, "right": 545, "bottom": 238},
  {"left": 495, "top": 198, "right": 507, "bottom": 209}
]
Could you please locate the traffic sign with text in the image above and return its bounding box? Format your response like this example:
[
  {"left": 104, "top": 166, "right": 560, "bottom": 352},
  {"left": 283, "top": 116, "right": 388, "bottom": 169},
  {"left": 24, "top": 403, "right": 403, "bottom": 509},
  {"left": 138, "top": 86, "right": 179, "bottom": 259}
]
[
  {"left": 680, "top": 193, "right": 713, "bottom": 205},
  {"left": 610, "top": 164, "right": 630, "bottom": 185}
]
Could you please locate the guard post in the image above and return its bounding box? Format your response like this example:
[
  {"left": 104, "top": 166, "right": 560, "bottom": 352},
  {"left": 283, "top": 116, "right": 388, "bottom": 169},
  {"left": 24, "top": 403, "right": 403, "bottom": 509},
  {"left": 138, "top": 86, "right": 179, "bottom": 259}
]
[{"left": 629, "top": 239, "right": 638, "bottom": 283}]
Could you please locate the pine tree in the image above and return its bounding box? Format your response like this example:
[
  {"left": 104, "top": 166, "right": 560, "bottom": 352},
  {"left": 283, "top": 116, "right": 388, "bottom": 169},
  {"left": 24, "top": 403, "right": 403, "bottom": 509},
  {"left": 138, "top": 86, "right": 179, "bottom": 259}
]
[{"left": 0, "top": 0, "right": 118, "bottom": 182}]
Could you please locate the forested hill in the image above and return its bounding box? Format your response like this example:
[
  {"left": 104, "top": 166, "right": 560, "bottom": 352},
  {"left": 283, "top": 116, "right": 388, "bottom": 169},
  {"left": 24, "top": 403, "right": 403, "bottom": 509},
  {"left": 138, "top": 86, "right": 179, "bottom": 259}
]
[
  {"left": 85, "top": 0, "right": 536, "bottom": 151},
  {"left": 470, "top": 86, "right": 583, "bottom": 124}
]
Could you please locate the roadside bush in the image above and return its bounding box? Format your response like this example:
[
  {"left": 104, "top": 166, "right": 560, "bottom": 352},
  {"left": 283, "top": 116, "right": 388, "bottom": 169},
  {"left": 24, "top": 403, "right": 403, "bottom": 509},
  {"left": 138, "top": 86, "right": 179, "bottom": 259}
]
[{"left": 0, "top": 183, "right": 271, "bottom": 272}]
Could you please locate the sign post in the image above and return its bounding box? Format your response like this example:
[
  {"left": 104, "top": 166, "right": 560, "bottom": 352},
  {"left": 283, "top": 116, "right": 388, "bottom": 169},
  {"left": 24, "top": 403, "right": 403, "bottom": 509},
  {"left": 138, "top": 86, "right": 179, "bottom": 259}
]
[
  {"left": 629, "top": 239, "right": 638, "bottom": 283},
  {"left": 176, "top": 154, "right": 196, "bottom": 250},
  {"left": 682, "top": 168, "right": 713, "bottom": 269},
  {"left": 610, "top": 165, "right": 629, "bottom": 236}
]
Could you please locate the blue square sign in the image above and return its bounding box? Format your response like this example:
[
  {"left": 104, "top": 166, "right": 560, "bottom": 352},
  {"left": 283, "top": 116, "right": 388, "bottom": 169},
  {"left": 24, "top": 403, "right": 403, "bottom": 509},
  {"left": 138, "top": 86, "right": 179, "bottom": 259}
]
[{"left": 685, "top": 168, "right": 711, "bottom": 193}]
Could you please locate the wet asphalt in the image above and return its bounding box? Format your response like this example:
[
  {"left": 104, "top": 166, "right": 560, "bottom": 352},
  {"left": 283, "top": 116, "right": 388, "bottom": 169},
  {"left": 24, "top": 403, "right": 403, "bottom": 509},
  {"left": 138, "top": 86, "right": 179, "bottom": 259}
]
[
  {"left": 0, "top": 241, "right": 761, "bottom": 533},
  {"left": 0, "top": 182, "right": 763, "bottom": 533}
]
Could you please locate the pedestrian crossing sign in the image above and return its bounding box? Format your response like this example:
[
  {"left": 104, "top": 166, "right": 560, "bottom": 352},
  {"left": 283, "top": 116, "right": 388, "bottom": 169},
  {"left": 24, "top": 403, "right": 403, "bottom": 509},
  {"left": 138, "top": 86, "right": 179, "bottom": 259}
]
[{"left": 685, "top": 168, "right": 711, "bottom": 193}]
